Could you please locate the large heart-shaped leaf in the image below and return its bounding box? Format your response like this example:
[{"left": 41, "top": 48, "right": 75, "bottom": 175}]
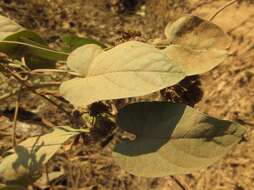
[
  {"left": 60, "top": 41, "right": 185, "bottom": 107},
  {"left": 163, "top": 15, "right": 231, "bottom": 75},
  {"left": 0, "top": 126, "right": 82, "bottom": 186},
  {"left": 0, "top": 15, "right": 68, "bottom": 69},
  {"left": 113, "top": 102, "right": 246, "bottom": 177}
]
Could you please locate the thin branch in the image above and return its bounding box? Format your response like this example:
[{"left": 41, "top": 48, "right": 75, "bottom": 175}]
[
  {"left": 0, "top": 92, "right": 13, "bottom": 101},
  {"left": 30, "top": 69, "right": 81, "bottom": 76},
  {"left": 12, "top": 87, "right": 22, "bottom": 151},
  {"left": 235, "top": 119, "right": 254, "bottom": 128},
  {"left": 209, "top": 0, "right": 238, "bottom": 21},
  {"left": 171, "top": 176, "right": 190, "bottom": 190},
  {"left": 0, "top": 64, "right": 71, "bottom": 116},
  {"left": 45, "top": 164, "right": 55, "bottom": 190},
  {"left": 29, "top": 82, "right": 61, "bottom": 89}
]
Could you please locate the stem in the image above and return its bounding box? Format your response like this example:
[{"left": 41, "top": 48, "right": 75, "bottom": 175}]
[
  {"left": 12, "top": 88, "right": 22, "bottom": 151},
  {"left": 0, "top": 40, "right": 69, "bottom": 57},
  {"left": 209, "top": 0, "right": 238, "bottom": 21},
  {"left": 0, "top": 64, "right": 71, "bottom": 116},
  {"left": 30, "top": 69, "right": 81, "bottom": 76},
  {"left": 45, "top": 164, "right": 55, "bottom": 190},
  {"left": 171, "top": 176, "right": 190, "bottom": 190},
  {"left": 30, "top": 82, "right": 61, "bottom": 89},
  {"left": 0, "top": 92, "right": 13, "bottom": 101}
]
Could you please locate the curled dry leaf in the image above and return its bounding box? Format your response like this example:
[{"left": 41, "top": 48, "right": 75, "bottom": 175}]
[
  {"left": 113, "top": 102, "right": 246, "bottom": 177},
  {"left": 163, "top": 15, "right": 231, "bottom": 75},
  {"left": 162, "top": 45, "right": 228, "bottom": 75},
  {"left": 0, "top": 126, "right": 82, "bottom": 186},
  {"left": 164, "top": 15, "right": 231, "bottom": 50},
  {"left": 60, "top": 41, "right": 185, "bottom": 107}
]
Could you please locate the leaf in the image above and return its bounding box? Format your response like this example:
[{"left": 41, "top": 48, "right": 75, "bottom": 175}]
[
  {"left": 0, "top": 30, "right": 68, "bottom": 68},
  {"left": 0, "top": 15, "right": 68, "bottom": 69},
  {"left": 0, "top": 184, "right": 26, "bottom": 190},
  {"left": 0, "top": 126, "right": 82, "bottom": 186},
  {"left": 113, "top": 102, "right": 246, "bottom": 177},
  {"left": 163, "top": 15, "right": 231, "bottom": 75},
  {"left": 162, "top": 45, "right": 228, "bottom": 75},
  {"left": 67, "top": 44, "right": 103, "bottom": 76},
  {"left": 164, "top": 15, "right": 231, "bottom": 50},
  {"left": 0, "top": 15, "right": 24, "bottom": 40},
  {"left": 60, "top": 41, "right": 185, "bottom": 107},
  {"left": 62, "top": 35, "right": 107, "bottom": 52}
]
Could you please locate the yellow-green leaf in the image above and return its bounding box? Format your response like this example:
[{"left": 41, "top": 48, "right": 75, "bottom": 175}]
[
  {"left": 0, "top": 15, "right": 24, "bottom": 40},
  {"left": 0, "top": 126, "right": 82, "bottom": 186},
  {"left": 60, "top": 41, "right": 185, "bottom": 107},
  {"left": 113, "top": 102, "right": 246, "bottom": 177},
  {"left": 0, "top": 184, "right": 26, "bottom": 190},
  {"left": 67, "top": 44, "right": 103, "bottom": 76}
]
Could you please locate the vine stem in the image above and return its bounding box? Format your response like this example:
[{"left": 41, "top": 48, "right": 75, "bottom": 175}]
[
  {"left": 12, "top": 87, "right": 22, "bottom": 151},
  {"left": 209, "top": 0, "right": 238, "bottom": 21}
]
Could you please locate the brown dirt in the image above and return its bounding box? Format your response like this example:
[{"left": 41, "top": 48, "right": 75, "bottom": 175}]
[{"left": 0, "top": 0, "right": 254, "bottom": 190}]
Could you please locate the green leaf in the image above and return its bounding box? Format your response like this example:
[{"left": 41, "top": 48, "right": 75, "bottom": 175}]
[
  {"left": 0, "top": 15, "right": 68, "bottom": 69},
  {"left": 0, "top": 126, "right": 82, "bottom": 186},
  {"left": 0, "top": 184, "right": 26, "bottom": 190},
  {"left": 0, "top": 31, "right": 68, "bottom": 68},
  {"left": 113, "top": 102, "right": 246, "bottom": 177},
  {"left": 60, "top": 41, "right": 185, "bottom": 107},
  {"left": 62, "top": 35, "right": 107, "bottom": 52},
  {"left": 163, "top": 15, "right": 231, "bottom": 75}
]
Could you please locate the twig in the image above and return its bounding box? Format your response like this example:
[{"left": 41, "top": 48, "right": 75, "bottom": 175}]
[
  {"left": 12, "top": 87, "right": 22, "bottom": 151},
  {"left": 236, "top": 119, "right": 254, "bottom": 128},
  {"left": 209, "top": 0, "right": 238, "bottom": 21},
  {"left": 74, "top": 166, "right": 81, "bottom": 190},
  {"left": 29, "top": 82, "right": 61, "bottom": 89},
  {"left": 30, "top": 69, "right": 81, "bottom": 77},
  {"left": 0, "top": 92, "right": 13, "bottom": 101},
  {"left": 0, "top": 64, "right": 71, "bottom": 116},
  {"left": 171, "top": 176, "right": 190, "bottom": 190},
  {"left": 45, "top": 164, "right": 54, "bottom": 190}
]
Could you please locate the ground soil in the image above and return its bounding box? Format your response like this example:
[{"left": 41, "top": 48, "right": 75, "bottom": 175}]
[{"left": 0, "top": 0, "right": 254, "bottom": 190}]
